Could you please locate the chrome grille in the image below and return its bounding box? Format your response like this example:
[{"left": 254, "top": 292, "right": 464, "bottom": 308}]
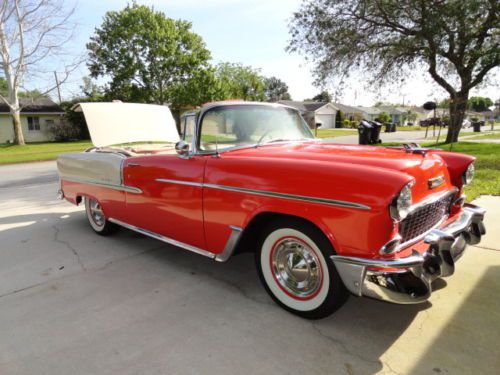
[{"left": 399, "top": 193, "right": 454, "bottom": 243}]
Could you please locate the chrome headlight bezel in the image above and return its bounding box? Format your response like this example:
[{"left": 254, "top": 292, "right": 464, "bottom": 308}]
[
  {"left": 390, "top": 182, "right": 414, "bottom": 221},
  {"left": 462, "top": 163, "right": 475, "bottom": 185}
]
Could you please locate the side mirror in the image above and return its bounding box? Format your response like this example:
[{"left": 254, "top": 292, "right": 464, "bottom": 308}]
[{"left": 175, "top": 140, "right": 190, "bottom": 159}]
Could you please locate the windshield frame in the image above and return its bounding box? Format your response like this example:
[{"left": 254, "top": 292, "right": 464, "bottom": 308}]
[{"left": 194, "top": 103, "right": 316, "bottom": 155}]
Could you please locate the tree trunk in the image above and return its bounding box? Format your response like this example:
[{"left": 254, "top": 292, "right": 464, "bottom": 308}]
[
  {"left": 445, "top": 92, "right": 468, "bottom": 144},
  {"left": 11, "top": 109, "right": 25, "bottom": 145}
]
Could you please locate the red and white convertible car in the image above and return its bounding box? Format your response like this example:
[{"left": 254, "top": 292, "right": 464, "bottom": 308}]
[{"left": 57, "top": 101, "right": 486, "bottom": 319}]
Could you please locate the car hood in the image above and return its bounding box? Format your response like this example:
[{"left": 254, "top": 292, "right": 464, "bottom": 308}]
[
  {"left": 226, "top": 141, "right": 431, "bottom": 170},
  {"left": 224, "top": 141, "right": 451, "bottom": 200},
  {"left": 74, "top": 102, "right": 179, "bottom": 147}
]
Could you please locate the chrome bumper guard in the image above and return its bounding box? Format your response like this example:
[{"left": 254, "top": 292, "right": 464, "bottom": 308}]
[{"left": 331, "top": 204, "right": 486, "bottom": 304}]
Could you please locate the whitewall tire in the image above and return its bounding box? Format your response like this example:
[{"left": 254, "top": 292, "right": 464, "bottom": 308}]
[
  {"left": 84, "top": 197, "right": 119, "bottom": 235},
  {"left": 256, "top": 218, "right": 348, "bottom": 319}
]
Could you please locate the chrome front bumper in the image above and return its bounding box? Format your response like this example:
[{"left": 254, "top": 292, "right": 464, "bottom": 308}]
[{"left": 331, "top": 204, "right": 486, "bottom": 304}]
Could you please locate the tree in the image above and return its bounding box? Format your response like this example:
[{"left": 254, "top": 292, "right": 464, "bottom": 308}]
[
  {"left": 288, "top": 0, "right": 500, "bottom": 143},
  {"left": 376, "top": 111, "right": 392, "bottom": 124},
  {"left": 87, "top": 3, "right": 211, "bottom": 106},
  {"left": 0, "top": 0, "right": 78, "bottom": 145},
  {"left": 215, "top": 62, "right": 266, "bottom": 101},
  {"left": 312, "top": 91, "right": 332, "bottom": 102},
  {"left": 335, "top": 110, "right": 344, "bottom": 128},
  {"left": 264, "top": 76, "right": 291, "bottom": 102},
  {"left": 468, "top": 96, "right": 493, "bottom": 112}
]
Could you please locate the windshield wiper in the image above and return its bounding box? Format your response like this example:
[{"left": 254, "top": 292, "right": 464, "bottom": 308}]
[{"left": 257, "top": 138, "right": 312, "bottom": 147}]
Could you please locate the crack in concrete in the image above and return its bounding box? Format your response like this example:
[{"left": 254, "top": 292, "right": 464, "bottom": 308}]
[
  {"left": 206, "top": 272, "right": 274, "bottom": 306},
  {"left": 0, "top": 282, "right": 44, "bottom": 299},
  {"left": 94, "top": 245, "right": 166, "bottom": 272},
  {"left": 311, "top": 323, "right": 380, "bottom": 365},
  {"left": 474, "top": 245, "right": 500, "bottom": 252},
  {"left": 52, "top": 224, "right": 87, "bottom": 271}
]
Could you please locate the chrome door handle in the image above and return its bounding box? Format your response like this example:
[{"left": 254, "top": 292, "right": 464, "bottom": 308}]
[{"left": 128, "top": 163, "right": 140, "bottom": 167}]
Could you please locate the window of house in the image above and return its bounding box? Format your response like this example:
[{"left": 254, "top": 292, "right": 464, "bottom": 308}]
[
  {"left": 27, "top": 117, "right": 40, "bottom": 131},
  {"left": 45, "top": 119, "right": 55, "bottom": 128}
]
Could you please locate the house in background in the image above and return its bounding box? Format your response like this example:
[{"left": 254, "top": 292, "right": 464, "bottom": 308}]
[
  {"left": 279, "top": 101, "right": 338, "bottom": 129},
  {"left": 0, "top": 98, "right": 64, "bottom": 143}
]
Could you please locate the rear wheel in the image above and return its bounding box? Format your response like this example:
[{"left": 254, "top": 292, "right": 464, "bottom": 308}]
[
  {"left": 255, "top": 218, "right": 348, "bottom": 319},
  {"left": 84, "top": 197, "right": 119, "bottom": 235}
]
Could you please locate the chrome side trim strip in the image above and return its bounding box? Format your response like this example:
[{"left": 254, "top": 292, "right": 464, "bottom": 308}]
[
  {"left": 107, "top": 219, "right": 243, "bottom": 263},
  {"left": 156, "top": 178, "right": 203, "bottom": 187},
  {"left": 215, "top": 225, "right": 243, "bottom": 262},
  {"left": 108, "top": 218, "right": 216, "bottom": 259},
  {"left": 204, "top": 184, "right": 371, "bottom": 210},
  {"left": 62, "top": 177, "right": 142, "bottom": 194},
  {"left": 154, "top": 178, "right": 370, "bottom": 210}
]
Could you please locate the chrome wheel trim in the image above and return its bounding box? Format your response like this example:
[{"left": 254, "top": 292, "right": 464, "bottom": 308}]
[
  {"left": 271, "top": 238, "right": 322, "bottom": 299},
  {"left": 260, "top": 228, "right": 330, "bottom": 311},
  {"left": 86, "top": 198, "right": 105, "bottom": 230}
]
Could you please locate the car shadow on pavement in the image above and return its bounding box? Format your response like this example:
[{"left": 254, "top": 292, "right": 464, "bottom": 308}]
[
  {"left": 1, "top": 211, "right": 429, "bottom": 374},
  {"left": 408, "top": 265, "right": 500, "bottom": 374}
]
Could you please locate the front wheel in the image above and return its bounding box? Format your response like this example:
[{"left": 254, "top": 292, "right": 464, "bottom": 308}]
[
  {"left": 84, "top": 197, "right": 119, "bottom": 235},
  {"left": 255, "top": 218, "right": 348, "bottom": 319}
]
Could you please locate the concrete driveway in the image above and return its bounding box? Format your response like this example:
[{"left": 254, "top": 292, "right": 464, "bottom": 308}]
[{"left": 0, "top": 162, "right": 499, "bottom": 375}]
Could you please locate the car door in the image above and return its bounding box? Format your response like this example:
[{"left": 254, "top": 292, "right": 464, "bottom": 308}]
[{"left": 123, "top": 153, "right": 207, "bottom": 250}]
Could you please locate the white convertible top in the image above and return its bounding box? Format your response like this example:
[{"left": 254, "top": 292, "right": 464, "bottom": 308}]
[{"left": 75, "top": 101, "right": 180, "bottom": 147}]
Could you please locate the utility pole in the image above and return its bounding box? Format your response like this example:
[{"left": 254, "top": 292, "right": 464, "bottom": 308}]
[{"left": 54, "top": 71, "right": 62, "bottom": 104}]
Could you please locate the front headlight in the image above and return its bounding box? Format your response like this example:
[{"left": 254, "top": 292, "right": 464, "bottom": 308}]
[
  {"left": 390, "top": 182, "right": 413, "bottom": 221},
  {"left": 463, "top": 163, "right": 475, "bottom": 185}
]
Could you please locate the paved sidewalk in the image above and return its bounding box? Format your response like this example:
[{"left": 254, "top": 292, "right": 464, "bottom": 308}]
[{"left": 0, "top": 163, "right": 498, "bottom": 375}]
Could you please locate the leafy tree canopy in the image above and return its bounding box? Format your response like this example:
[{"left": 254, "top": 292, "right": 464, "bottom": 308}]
[
  {"left": 288, "top": 0, "right": 500, "bottom": 143},
  {"left": 264, "top": 76, "right": 292, "bottom": 101},
  {"left": 312, "top": 91, "right": 332, "bottom": 102},
  {"left": 215, "top": 62, "right": 266, "bottom": 101},
  {"left": 0, "top": 77, "right": 50, "bottom": 99},
  {"left": 87, "top": 3, "right": 211, "bottom": 106},
  {"left": 468, "top": 96, "right": 493, "bottom": 112}
]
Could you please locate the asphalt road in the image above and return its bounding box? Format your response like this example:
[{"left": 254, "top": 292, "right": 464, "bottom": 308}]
[
  {"left": 324, "top": 124, "right": 500, "bottom": 144},
  {"left": 0, "top": 161, "right": 499, "bottom": 375}
]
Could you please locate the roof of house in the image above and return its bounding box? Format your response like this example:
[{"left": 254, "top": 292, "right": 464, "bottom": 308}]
[
  {"left": 332, "top": 103, "right": 363, "bottom": 114},
  {"left": 0, "top": 97, "right": 64, "bottom": 113},
  {"left": 355, "top": 106, "right": 383, "bottom": 115},
  {"left": 278, "top": 100, "right": 331, "bottom": 112}
]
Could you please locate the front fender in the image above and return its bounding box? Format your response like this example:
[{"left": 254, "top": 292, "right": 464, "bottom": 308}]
[{"left": 203, "top": 156, "right": 412, "bottom": 257}]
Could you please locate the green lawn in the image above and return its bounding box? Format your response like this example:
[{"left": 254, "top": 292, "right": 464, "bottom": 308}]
[
  {"left": 316, "top": 128, "right": 357, "bottom": 138},
  {"left": 396, "top": 125, "right": 423, "bottom": 131},
  {"left": 464, "top": 131, "right": 500, "bottom": 140},
  {"left": 0, "top": 141, "right": 92, "bottom": 164},
  {"left": 381, "top": 141, "right": 500, "bottom": 202}
]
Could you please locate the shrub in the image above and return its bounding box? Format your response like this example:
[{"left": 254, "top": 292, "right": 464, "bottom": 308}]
[{"left": 49, "top": 121, "right": 81, "bottom": 141}]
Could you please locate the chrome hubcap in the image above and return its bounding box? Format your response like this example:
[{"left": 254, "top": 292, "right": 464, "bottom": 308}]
[
  {"left": 89, "top": 199, "right": 104, "bottom": 227},
  {"left": 271, "top": 238, "right": 322, "bottom": 299}
]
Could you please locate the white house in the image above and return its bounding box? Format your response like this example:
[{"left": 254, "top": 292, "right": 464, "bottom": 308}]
[
  {"left": 0, "top": 98, "right": 64, "bottom": 143},
  {"left": 279, "top": 101, "right": 338, "bottom": 129}
]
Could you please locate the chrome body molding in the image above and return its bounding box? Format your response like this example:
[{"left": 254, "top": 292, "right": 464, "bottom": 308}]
[
  {"left": 155, "top": 178, "right": 371, "bottom": 210},
  {"left": 331, "top": 204, "right": 486, "bottom": 304},
  {"left": 203, "top": 183, "right": 371, "bottom": 210},
  {"left": 156, "top": 178, "right": 203, "bottom": 188},
  {"left": 216, "top": 226, "right": 243, "bottom": 262},
  {"left": 108, "top": 218, "right": 242, "bottom": 263},
  {"left": 62, "top": 177, "right": 143, "bottom": 194}
]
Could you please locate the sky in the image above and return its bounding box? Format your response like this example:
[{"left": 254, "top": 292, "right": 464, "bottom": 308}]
[{"left": 36, "top": 0, "right": 500, "bottom": 106}]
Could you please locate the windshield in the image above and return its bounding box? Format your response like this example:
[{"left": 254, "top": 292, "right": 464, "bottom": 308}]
[{"left": 198, "top": 105, "right": 315, "bottom": 152}]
